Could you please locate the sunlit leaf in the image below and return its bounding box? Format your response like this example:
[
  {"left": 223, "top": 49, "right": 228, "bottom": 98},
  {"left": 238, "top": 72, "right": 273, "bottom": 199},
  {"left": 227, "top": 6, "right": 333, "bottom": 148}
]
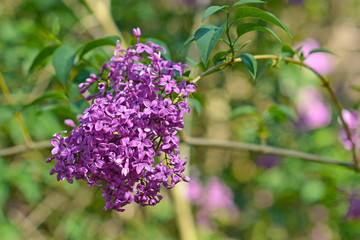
[
  {"left": 27, "top": 90, "right": 68, "bottom": 106},
  {"left": 308, "top": 48, "right": 335, "bottom": 56},
  {"left": 183, "top": 35, "right": 195, "bottom": 48},
  {"left": 267, "top": 104, "right": 297, "bottom": 123},
  {"left": 79, "top": 37, "right": 119, "bottom": 59},
  {"left": 213, "top": 51, "right": 229, "bottom": 64},
  {"left": 232, "top": 0, "right": 265, "bottom": 9},
  {"left": 236, "top": 22, "right": 281, "bottom": 42},
  {"left": 239, "top": 53, "right": 257, "bottom": 80},
  {"left": 281, "top": 44, "right": 295, "bottom": 58},
  {"left": 235, "top": 7, "right": 292, "bottom": 37},
  {"left": 202, "top": 5, "right": 228, "bottom": 23},
  {"left": 53, "top": 45, "right": 77, "bottom": 86},
  {"left": 195, "top": 23, "right": 226, "bottom": 66},
  {"left": 28, "top": 44, "right": 60, "bottom": 74}
]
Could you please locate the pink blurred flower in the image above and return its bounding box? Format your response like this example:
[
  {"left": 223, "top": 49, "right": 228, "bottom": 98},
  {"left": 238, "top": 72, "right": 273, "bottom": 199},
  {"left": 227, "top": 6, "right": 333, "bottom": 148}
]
[
  {"left": 296, "top": 86, "right": 331, "bottom": 129},
  {"left": 294, "top": 38, "right": 335, "bottom": 75},
  {"left": 187, "top": 176, "right": 237, "bottom": 226},
  {"left": 338, "top": 109, "right": 358, "bottom": 150}
]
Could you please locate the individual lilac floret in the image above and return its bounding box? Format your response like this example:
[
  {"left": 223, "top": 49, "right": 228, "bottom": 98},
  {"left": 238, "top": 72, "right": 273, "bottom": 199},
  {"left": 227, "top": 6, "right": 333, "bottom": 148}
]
[
  {"left": 46, "top": 28, "right": 196, "bottom": 212},
  {"left": 338, "top": 109, "right": 358, "bottom": 150}
]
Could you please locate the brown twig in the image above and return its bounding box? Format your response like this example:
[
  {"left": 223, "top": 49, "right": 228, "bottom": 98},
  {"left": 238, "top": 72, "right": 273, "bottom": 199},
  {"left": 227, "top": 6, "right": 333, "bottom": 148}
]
[
  {"left": 182, "top": 55, "right": 358, "bottom": 168},
  {"left": 0, "top": 141, "right": 51, "bottom": 157},
  {"left": 181, "top": 134, "right": 357, "bottom": 171}
]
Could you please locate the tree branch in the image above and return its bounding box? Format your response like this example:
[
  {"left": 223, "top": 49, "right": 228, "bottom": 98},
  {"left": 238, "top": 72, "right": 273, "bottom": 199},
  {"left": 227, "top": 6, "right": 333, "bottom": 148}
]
[
  {"left": 181, "top": 134, "right": 358, "bottom": 171},
  {"left": 185, "top": 55, "right": 358, "bottom": 168},
  {"left": 0, "top": 141, "right": 51, "bottom": 157}
]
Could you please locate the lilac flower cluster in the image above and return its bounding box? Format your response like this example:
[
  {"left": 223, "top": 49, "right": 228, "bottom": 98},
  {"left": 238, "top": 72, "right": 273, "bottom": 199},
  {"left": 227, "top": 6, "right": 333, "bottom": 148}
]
[{"left": 46, "top": 28, "right": 196, "bottom": 212}]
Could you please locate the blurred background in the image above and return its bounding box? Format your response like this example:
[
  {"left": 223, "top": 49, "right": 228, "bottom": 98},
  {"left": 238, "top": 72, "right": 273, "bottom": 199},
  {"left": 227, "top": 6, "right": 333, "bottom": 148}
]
[{"left": 1, "top": 0, "right": 360, "bottom": 239}]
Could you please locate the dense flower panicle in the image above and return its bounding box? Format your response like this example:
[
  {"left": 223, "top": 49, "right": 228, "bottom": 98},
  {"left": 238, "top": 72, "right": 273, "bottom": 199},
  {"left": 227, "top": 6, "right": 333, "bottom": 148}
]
[{"left": 46, "top": 29, "right": 196, "bottom": 211}]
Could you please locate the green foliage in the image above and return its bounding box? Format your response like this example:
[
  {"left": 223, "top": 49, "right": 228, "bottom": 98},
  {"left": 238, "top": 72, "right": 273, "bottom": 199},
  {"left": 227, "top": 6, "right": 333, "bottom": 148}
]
[
  {"left": 52, "top": 44, "right": 76, "bottom": 86},
  {"left": 231, "top": 0, "right": 265, "bottom": 9},
  {"left": 308, "top": 48, "right": 335, "bottom": 56},
  {"left": 195, "top": 23, "right": 226, "bottom": 66},
  {"left": 28, "top": 44, "right": 60, "bottom": 74},
  {"left": 234, "top": 7, "right": 292, "bottom": 37},
  {"left": 236, "top": 23, "right": 281, "bottom": 42},
  {"left": 201, "top": 5, "right": 228, "bottom": 23},
  {"left": 266, "top": 104, "right": 298, "bottom": 123},
  {"left": 239, "top": 53, "right": 257, "bottom": 79},
  {"left": 78, "top": 37, "right": 119, "bottom": 59}
]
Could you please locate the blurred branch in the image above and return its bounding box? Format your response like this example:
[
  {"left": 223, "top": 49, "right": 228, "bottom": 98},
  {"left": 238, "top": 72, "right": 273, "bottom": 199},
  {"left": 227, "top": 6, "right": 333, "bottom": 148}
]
[
  {"left": 82, "top": 0, "right": 127, "bottom": 48},
  {"left": 0, "top": 141, "right": 51, "bottom": 157},
  {"left": 181, "top": 134, "right": 358, "bottom": 171},
  {"left": 188, "top": 55, "right": 359, "bottom": 168},
  {"left": 0, "top": 72, "right": 33, "bottom": 144}
]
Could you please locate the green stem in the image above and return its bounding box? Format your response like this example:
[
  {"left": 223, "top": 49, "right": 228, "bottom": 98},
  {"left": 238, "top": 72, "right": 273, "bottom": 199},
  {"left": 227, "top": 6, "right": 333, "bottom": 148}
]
[{"left": 225, "top": 12, "right": 235, "bottom": 61}]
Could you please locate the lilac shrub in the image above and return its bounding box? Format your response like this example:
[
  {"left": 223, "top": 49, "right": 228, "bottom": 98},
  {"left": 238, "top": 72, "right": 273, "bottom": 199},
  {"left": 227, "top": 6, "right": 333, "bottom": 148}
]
[{"left": 46, "top": 28, "right": 196, "bottom": 212}]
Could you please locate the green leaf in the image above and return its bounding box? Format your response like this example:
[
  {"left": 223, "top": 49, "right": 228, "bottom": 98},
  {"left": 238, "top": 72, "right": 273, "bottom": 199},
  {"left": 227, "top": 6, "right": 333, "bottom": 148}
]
[
  {"left": 183, "top": 35, "right": 195, "bottom": 48},
  {"left": 239, "top": 53, "right": 257, "bottom": 80},
  {"left": 189, "top": 98, "right": 202, "bottom": 115},
  {"left": 213, "top": 51, "right": 229, "bottom": 64},
  {"left": 28, "top": 44, "right": 60, "bottom": 74},
  {"left": 52, "top": 45, "right": 76, "bottom": 86},
  {"left": 186, "top": 57, "right": 200, "bottom": 67},
  {"left": 230, "top": 105, "right": 258, "bottom": 119},
  {"left": 308, "top": 48, "right": 335, "bottom": 56},
  {"left": 236, "top": 22, "right": 281, "bottom": 42},
  {"left": 281, "top": 44, "right": 295, "bottom": 58},
  {"left": 232, "top": 0, "right": 265, "bottom": 9},
  {"left": 27, "top": 90, "right": 68, "bottom": 106},
  {"left": 235, "top": 7, "right": 292, "bottom": 37},
  {"left": 195, "top": 23, "right": 226, "bottom": 65},
  {"left": 51, "top": 16, "right": 60, "bottom": 37},
  {"left": 146, "top": 37, "right": 171, "bottom": 60},
  {"left": 202, "top": 5, "right": 228, "bottom": 23},
  {"left": 267, "top": 104, "right": 297, "bottom": 123},
  {"left": 79, "top": 37, "right": 119, "bottom": 59}
]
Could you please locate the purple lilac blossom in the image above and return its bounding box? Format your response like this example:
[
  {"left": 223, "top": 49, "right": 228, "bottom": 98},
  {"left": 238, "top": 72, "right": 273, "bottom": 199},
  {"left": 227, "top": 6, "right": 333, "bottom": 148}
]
[
  {"left": 46, "top": 28, "right": 196, "bottom": 212},
  {"left": 345, "top": 193, "right": 360, "bottom": 219},
  {"left": 338, "top": 109, "right": 358, "bottom": 150},
  {"left": 296, "top": 86, "right": 331, "bottom": 130},
  {"left": 255, "top": 154, "right": 280, "bottom": 169},
  {"left": 294, "top": 38, "right": 335, "bottom": 75}
]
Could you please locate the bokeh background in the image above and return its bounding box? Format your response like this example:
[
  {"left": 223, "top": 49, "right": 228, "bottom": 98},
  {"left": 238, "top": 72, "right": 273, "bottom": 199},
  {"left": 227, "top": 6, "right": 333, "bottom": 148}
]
[{"left": 1, "top": 0, "right": 360, "bottom": 239}]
